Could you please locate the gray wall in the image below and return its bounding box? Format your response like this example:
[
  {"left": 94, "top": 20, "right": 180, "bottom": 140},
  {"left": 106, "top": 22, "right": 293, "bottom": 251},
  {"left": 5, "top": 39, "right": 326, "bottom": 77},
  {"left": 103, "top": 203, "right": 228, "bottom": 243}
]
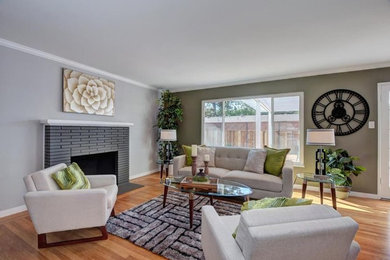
[
  {"left": 175, "top": 67, "right": 390, "bottom": 194},
  {"left": 0, "top": 46, "right": 158, "bottom": 211}
]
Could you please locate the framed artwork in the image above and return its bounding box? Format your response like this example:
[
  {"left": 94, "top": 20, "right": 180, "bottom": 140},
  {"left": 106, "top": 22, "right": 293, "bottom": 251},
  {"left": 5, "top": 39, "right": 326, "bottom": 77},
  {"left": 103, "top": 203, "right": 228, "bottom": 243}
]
[{"left": 63, "top": 68, "right": 115, "bottom": 116}]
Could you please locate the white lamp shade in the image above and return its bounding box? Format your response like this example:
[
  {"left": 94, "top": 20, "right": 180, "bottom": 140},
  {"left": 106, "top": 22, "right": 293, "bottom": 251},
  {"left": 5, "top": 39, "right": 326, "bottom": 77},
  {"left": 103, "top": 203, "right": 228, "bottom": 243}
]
[
  {"left": 306, "top": 129, "right": 335, "bottom": 146},
  {"left": 160, "top": 129, "right": 177, "bottom": 141}
]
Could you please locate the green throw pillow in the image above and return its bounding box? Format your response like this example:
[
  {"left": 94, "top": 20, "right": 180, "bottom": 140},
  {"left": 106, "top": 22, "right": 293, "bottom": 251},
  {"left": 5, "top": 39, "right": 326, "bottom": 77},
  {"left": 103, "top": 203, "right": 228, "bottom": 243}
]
[
  {"left": 232, "top": 197, "right": 312, "bottom": 238},
  {"left": 67, "top": 162, "right": 91, "bottom": 189},
  {"left": 51, "top": 168, "right": 76, "bottom": 190},
  {"left": 264, "top": 146, "right": 290, "bottom": 176},
  {"left": 51, "top": 163, "right": 91, "bottom": 190},
  {"left": 182, "top": 145, "right": 193, "bottom": 166}
]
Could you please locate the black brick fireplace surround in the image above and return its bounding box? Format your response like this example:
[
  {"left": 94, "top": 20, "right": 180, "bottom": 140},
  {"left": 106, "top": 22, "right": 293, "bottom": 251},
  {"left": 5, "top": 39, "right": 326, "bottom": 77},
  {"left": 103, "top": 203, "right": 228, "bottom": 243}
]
[{"left": 44, "top": 125, "right": 136, "bottom": 194}]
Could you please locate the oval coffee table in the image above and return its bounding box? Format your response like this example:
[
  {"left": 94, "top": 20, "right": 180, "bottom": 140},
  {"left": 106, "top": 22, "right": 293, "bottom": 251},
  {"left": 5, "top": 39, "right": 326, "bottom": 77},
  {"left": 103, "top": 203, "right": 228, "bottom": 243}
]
[{"left": 161, "top": 176, "right": 253, "bottom": 228}]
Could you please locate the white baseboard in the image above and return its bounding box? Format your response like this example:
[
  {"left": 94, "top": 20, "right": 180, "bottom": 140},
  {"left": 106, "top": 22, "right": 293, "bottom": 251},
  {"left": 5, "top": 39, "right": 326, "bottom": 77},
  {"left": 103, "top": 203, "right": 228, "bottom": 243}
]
[
  {"left": 293, "top": 184, "right": 380, "bottom": 199},
  {"left": 0, "top": 205, "right": 27, "bottom": 218},
  {"left": 129, "top": 168, "right": 159, "bottom": 180}
]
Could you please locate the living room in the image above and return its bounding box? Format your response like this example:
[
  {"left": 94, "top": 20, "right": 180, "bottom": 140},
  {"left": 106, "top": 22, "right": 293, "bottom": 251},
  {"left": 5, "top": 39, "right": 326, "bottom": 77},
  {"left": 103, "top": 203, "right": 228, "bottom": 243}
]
[{"left": 1, "top": 1, "right": 390, "bottom": 259}]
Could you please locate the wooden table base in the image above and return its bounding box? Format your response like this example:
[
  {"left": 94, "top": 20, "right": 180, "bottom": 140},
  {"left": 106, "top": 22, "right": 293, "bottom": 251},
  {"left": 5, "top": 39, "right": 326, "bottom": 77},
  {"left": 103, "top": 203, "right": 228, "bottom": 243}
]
[
  {"left": 302, "top": 180, "right": 337, "bottom": 210},
  {"left": 189, "top": 193, "right": 194, "bottom": 228}
]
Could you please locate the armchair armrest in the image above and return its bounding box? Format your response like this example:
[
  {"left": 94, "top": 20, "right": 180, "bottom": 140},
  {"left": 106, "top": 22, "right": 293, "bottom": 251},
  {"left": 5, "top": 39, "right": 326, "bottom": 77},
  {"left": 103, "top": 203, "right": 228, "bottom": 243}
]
[
  {"left": 281, "top": 160, "right": 293, "bottom": 197},
  {"left": 24, "top": 189, "right": 108, "bottom": 234},
  {"left": 202, "top": 206, "right": 245, "bottom": 260},
  {"left": 173, "top": 155, "right": 186, "bottom": 177},
  {"left": 87, "top": 174, "right": 116, "bottom": 188}
]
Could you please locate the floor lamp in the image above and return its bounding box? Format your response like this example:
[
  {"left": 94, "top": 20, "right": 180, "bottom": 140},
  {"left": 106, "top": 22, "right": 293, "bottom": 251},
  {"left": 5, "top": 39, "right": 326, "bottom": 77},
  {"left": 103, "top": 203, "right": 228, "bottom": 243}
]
[
  {"left": 306, "top": 129, "right": 335, "bottom": 175},
  {"left": 160, "top": 129, "right": 177, "bottom": 161}
]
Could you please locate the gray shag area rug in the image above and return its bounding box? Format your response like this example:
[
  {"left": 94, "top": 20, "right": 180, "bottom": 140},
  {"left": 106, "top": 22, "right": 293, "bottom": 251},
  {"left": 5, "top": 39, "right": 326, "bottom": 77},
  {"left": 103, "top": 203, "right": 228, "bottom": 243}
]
[{"left": 106, "top": 191, "right": 242, "bottom": 260}]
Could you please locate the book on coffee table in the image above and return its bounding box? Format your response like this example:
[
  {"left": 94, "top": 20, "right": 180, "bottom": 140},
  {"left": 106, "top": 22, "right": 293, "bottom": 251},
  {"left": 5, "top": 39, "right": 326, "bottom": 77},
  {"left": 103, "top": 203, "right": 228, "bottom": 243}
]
[{"left": 180, "top": 176, "right": 218, "bottom": 192}]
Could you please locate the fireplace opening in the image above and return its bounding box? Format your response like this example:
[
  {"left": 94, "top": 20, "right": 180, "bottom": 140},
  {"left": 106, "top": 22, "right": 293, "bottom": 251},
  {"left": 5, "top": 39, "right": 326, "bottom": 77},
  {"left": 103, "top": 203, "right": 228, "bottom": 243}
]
[{"left": 71, "top": 151, "right": 118, "bottom": 182}]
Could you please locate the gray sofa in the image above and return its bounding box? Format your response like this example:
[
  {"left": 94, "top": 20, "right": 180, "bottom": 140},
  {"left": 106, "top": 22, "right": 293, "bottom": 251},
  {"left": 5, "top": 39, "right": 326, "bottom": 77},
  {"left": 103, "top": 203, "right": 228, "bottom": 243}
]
[{"left": 173, "top": 146, "right": 293, "bottom": 199}]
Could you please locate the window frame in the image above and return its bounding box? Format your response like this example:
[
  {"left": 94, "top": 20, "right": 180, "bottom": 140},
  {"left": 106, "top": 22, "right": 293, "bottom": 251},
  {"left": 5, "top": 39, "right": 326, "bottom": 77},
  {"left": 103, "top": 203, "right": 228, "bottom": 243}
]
[{"left": 201, "top": 91, "right": 304, "bottom": 167}]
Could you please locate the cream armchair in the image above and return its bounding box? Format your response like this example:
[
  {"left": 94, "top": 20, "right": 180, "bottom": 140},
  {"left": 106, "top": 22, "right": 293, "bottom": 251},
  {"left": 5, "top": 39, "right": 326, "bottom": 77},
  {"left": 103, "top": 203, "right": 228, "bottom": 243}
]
[
  {"left": 202, "top": 205, "right": 360, "bottom": 260},
  {"left": 23, "top": 163, "right": 118, "bottom": 248}
]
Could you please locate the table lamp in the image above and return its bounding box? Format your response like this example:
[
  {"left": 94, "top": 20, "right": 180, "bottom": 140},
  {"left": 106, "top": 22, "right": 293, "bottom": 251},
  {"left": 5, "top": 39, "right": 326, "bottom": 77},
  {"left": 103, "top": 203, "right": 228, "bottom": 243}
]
[
  {"left": 306, "top": 129, "right": 335, "bottom": 175},
  {"left": 160, "top": 129, "right": 177, "bottom": 161}
]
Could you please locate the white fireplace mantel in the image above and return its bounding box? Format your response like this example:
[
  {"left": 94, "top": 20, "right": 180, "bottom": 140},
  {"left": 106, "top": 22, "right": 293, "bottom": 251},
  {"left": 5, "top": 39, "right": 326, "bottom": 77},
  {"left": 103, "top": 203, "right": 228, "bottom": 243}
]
[{"left": 40, "top": 119, "right": 134, "bottom": 127}]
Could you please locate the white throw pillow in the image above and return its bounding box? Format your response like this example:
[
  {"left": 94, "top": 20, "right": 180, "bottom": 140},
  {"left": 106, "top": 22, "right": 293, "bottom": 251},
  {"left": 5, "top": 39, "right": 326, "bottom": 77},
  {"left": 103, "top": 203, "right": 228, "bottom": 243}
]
[
  {"left": 196, "top": 147, "right": 216, "bottom": 167},
  {"left": 243, "top": 149, "right": 266, "bottom": 174}
]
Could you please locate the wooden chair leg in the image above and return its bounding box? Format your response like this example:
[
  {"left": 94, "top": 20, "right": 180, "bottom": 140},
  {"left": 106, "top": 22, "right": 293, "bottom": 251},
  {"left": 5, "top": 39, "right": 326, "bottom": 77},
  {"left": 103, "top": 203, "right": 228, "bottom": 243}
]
[
  {"left": 110, "top": 208, "right": 115, "bottom": 217},
  {"left": 37, "top": 226, "right": 108, "bottom": 248}
]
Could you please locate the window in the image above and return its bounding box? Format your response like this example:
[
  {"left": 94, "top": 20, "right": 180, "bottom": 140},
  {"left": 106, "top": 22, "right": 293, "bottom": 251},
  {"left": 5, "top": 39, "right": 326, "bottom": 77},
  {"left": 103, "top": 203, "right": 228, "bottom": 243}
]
[{"left": 202, "top": 92, "right": 304, "bottom": 165}]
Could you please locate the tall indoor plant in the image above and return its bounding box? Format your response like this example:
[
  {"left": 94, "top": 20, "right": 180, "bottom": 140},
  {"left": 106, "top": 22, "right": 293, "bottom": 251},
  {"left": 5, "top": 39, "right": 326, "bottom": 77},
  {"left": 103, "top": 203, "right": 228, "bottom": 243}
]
[
  {"left": 156, "top": 90, "right": 183, "bottom": 160},
  {"left": 325, "top": 148, "right": 366, "bottom": 199}
]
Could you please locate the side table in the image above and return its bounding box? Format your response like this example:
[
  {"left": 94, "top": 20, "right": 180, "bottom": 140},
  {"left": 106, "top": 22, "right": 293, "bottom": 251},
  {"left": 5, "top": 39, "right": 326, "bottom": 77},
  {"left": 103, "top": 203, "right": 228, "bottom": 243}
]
[
  {"left": 157, "top": 160, "right": 173, "bottom": 179},
  {"left": 296, "top": 173, "right": 337, "bottom": 210},
  {"left": 157, "top": 160, "right": 173, "bottom": 207}
]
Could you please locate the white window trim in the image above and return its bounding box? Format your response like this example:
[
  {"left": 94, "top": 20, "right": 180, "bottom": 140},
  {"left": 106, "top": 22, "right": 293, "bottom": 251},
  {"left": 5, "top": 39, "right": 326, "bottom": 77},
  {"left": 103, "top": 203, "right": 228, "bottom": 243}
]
[{"left": 201, "top": 91, "right": 304, "bottom": 167}]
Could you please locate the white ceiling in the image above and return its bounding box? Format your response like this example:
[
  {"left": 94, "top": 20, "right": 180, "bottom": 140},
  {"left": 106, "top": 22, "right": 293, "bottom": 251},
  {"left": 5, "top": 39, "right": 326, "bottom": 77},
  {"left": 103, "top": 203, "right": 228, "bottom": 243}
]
[{"left": 1, "top": 0, "right": 390, "bottom": 91}]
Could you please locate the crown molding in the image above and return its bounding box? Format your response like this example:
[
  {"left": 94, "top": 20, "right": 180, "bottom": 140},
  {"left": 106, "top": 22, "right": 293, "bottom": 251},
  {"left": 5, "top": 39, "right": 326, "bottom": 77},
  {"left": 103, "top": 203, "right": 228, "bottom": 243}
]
[
  {"left": 170, "top": 61, "right": 390, "bottom": 92},
  {"left": 0, "top": 37, "right": 156, "bottom": 90}
]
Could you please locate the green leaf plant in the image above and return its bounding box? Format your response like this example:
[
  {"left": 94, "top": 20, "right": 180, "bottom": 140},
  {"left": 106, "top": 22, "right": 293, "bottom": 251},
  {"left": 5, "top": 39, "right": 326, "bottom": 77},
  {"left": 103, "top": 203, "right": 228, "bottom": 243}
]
[
  {"left": 156, "top": 90, "right": 183, "bottom": 160},
  {"left": 325, "top": 148, "right": 366, "bottom": 187}
]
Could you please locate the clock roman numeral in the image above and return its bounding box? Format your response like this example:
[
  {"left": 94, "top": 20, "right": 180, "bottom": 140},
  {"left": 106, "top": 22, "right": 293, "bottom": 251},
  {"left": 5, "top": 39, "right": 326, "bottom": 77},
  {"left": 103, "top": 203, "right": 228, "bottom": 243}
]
[
  {"left": 355, "top": 110, "right": 365, "bottom": 114},
  {"left": 335, "top": 91, "right": 343, "bottom": 100},
  {"left": 317, "top": 103, "right": 326, "bottom": 108},
  {"left": 317, "top": 118, "right": 326, "bottom": 124},
  {"left": 325, "top": 94, "right": 332, "bottom": 103},
  {"left": 335, "top": 125, "right": 342, "bottom": 134},
  {"left": 315, "top": 110, "right": 324, "bottom": 115},
  {"left": 326, "top": 123, "right": 332, "bottom": 129},
  {"left": 346, "top": 93, "right": 353, "bottom": 102},
  {"left": 346, "top": 123, "right": 353, "bottom": 131},
  {"left": 353, "top": 100, "right": 363, "bottom": 106},
  {"left": 352, "top": 118, "right": 363, "bottom": 124}
]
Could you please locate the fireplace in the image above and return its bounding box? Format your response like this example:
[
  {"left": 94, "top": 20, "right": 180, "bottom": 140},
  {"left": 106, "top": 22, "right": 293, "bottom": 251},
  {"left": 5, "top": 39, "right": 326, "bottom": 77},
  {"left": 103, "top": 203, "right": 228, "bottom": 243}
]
[
  {"left": 42, "top": 120, "right": 140, "bottom": 194},
  {"left": 71, "top": 152, "right": 118, "bottom": 182}
]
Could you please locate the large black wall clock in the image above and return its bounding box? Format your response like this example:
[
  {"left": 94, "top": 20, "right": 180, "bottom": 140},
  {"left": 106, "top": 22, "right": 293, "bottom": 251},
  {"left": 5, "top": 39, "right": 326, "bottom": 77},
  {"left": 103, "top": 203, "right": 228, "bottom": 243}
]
[{"left": 312, "top": 89, "right": 369, "bottom": 136}]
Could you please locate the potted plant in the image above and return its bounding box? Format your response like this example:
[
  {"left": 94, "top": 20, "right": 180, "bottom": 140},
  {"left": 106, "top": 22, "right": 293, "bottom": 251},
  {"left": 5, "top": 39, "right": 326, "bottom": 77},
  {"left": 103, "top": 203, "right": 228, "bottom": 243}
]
[
  {"left": 325, "top": 149, "right": 366, "bottom": 199},
  {"left": 156, "top": 90, "right": 183, "bottom": 160}
]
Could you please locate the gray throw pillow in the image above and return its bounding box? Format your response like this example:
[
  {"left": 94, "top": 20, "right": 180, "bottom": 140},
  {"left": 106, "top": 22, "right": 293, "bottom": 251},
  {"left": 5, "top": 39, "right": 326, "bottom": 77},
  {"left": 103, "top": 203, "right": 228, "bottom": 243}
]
[
  {"left": 196, "top": 147, "right": 216, "bottom": 167},
  {"left": 243, "top": 149, "right": 267, "bottom": 174}
]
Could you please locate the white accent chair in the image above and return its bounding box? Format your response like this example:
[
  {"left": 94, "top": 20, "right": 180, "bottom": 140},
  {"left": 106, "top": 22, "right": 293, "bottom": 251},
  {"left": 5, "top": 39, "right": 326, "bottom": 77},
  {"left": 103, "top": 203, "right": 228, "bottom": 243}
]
[
  {"left": 23, "top": 163, "right": 118, "bottom": 248},
  {"left": 202, "top": 205, "right": 360, "bottom": 260}
]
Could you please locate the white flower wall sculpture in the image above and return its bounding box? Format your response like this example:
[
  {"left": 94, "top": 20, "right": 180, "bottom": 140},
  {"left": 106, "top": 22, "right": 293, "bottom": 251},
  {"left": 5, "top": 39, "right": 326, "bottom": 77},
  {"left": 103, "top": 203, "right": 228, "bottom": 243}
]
[{"left": 63, "top": 69, "right": 115, "bottom": 116}]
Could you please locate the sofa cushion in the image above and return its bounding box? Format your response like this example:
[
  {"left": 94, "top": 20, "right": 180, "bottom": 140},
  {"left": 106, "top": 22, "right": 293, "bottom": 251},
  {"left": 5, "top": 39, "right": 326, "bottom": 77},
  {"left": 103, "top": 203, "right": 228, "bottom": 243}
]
[
  {"left": 31, "top": 172, "right": 61, "bottom": 191},
  {"left": 178, "top": 166, "right": 193, "bottom": 177},
  {"left": 243, "top": 149, "right": 267, "bottom": 174},
  {"left": 215, "top": 147, "right": 249, "bottom": 170},
  {"left": 223, "top": 170, "right": 282, "bottom": 192},
  {"left": 207, "top": 167, "right": 230, "bottom": 178},
  {"left": 100, "top": 184, "right": 118, "bottom": 209},
  {"left": 30, "top": 164, "right": 67, "bottom": 191},
  {"left": 178, "top": 167, "right": 230, "bottom": 179},
  {"left": 196, "top": 147, "right": 216, "bottom": 167}
]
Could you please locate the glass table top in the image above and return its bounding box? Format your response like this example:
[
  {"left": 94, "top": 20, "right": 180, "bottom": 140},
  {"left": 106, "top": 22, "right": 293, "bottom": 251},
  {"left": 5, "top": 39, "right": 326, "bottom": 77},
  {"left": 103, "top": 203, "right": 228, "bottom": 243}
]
[
  {"left": 162, "top": 176, "right": 253, "bottom": 197},
  {"left": 296, "top": 173, "right": 334, "bottom": 184}
]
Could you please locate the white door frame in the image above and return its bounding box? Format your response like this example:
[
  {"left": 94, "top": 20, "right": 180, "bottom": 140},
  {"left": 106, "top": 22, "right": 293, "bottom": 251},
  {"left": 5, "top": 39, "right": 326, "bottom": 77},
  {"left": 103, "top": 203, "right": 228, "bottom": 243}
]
[{"left": 377, "top": 82, "right": 390, "bottom": 199}]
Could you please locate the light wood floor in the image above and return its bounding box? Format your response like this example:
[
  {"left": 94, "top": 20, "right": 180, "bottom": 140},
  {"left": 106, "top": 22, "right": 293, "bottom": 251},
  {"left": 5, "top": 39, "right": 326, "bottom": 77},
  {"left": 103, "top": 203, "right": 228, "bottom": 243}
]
[{"left": 1, "top": 172, "right": 389, "bottom": 260}]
